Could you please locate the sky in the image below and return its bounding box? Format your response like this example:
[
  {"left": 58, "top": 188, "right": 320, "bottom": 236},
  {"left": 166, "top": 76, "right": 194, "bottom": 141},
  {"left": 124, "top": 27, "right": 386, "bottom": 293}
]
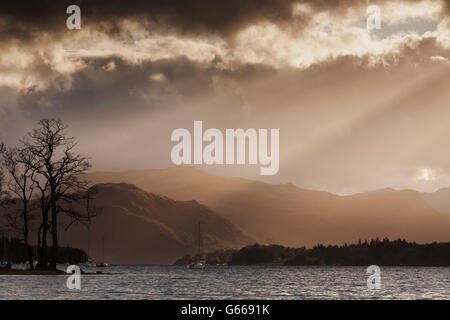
[{"left": 0, "top": 0, "right": 449, "bottom": 195}]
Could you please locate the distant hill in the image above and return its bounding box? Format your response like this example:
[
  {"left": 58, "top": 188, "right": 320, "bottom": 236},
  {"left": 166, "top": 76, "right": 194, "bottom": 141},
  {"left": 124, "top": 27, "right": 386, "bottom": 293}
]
[
  {"left": 86, "top": 167, "right": 450, "bottom": 247},
  {"left": 58, "top": 183, "right": 254, "bottom": 264},
  {"left": 420, "top": 188, "right": 450, "bottom": 214}
]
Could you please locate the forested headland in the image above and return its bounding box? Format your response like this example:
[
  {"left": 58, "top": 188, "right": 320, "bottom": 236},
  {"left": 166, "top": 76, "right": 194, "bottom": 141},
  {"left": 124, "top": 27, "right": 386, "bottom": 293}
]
[
  {"left": 0, "top": 237, "right": 87, "bottom": 265},
  {"left": 175, "top": 238, "right": 450, "bottom": 266}
]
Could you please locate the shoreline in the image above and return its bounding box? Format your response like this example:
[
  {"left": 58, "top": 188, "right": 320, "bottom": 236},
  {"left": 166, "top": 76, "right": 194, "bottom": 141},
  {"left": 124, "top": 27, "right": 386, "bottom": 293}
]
[{"left": 0, "top": 268, "right": 111, "bottom": 275}]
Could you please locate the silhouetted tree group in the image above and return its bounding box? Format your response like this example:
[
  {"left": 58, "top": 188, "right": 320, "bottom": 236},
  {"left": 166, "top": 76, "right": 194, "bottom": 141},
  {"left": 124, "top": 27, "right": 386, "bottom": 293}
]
[
  {"left": 175, "top": 239, "right": 450, "bottom": 266},
  {"left": 0, "top": 119, "right": 98, "bottom": 270},
  {"left": 0, "top": 237, "right": 87, "bottom": 264}
]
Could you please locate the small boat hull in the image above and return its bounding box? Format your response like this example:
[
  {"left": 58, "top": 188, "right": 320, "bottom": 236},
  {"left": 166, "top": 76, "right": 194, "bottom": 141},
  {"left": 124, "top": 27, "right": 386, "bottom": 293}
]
[
  {"left": 188, "top": 261, "right": 206, "bottom": 269},
  {"left": 96, "top": 262, "right": 108, "bottom": 267}
]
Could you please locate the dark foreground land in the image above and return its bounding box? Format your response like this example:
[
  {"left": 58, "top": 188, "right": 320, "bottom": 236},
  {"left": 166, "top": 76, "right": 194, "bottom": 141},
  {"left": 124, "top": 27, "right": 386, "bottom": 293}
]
[
  {"left": 0, "top": 267, "right": 111, "bottom": 275},
  {"left": 0, "top": 237, "right": 88, "bottom": 265},
  {"left": 0, "top": 268, "right": 67, "bottom": 275},
  {"left": 175, "top": 238, "right": 450, "bottom": 266},
  {"left": 0, "top": 237, "right": 102, "bottom": 275}
]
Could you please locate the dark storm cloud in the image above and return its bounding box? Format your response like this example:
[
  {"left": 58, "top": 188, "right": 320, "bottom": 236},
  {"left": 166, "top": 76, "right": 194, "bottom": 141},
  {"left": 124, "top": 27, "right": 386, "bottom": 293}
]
[
  {"left": 11, "top": 55, "right": 274, "bottom": 123},
  {"left": 1, "top": 0, "right": 447, "bottom": 42},
  {"left": 7, "top": 33, "right": 447, "bottom": 131},
  {"left": 0, "top": 0, "right": 298, "bottom": 41}
]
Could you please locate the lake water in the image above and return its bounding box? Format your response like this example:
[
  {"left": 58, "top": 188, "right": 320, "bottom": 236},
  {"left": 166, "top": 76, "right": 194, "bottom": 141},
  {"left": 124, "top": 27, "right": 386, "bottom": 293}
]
[{"left": 0, "top": 265, "right": 449, "bottom": 299}]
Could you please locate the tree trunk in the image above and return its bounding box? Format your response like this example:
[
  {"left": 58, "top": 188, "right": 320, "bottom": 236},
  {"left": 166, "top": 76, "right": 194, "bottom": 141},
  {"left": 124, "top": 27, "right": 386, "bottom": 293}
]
[
  {"left": 22, "top": 201, "right": 34, "bottom": 270},
  {"left": 50, "top": 228, "right": 58, "bottom": 269},
  {"left": 37, "top": 194, "right": 49, "bottom": 270},
  {"left": 36, "top": 224, "right": 42, "bottom": 268},
  {"left": 36, "top": 222, "right": 49, "bottom": 270},
  {"left": 40, "top": 222, "right": 48, "bottom": 269},
  {"left": 49, "top": 190, "right": 58, "bottom": 270}
]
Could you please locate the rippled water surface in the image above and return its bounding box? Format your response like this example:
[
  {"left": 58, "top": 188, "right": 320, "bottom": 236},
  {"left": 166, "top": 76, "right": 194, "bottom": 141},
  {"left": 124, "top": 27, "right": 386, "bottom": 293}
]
[{"left": 0, "top": 265, "right": 449, "bottom": 299}]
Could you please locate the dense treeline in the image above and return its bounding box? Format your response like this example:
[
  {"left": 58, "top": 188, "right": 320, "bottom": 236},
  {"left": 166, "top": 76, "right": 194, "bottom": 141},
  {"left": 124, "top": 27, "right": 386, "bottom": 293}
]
[
  {"left": 174, "top": 238, "right": 450, "bottom": 266},
  {"left": 284, "top": 239, "right": 450, "bottom": 266},
  {"left": 0, "top": 237, "right": 88, "bottom": 264}
]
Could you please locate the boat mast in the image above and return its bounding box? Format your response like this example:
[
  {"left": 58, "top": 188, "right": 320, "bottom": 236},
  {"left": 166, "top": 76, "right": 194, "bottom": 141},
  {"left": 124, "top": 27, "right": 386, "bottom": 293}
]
[
  {"left": 88, "top": 227, "right": 91, "bottom": 259},
  {"left": 198, "top": 221, "right": 201, "bottom": 257},
  {"left": 102, "top": 236, "right": 105, "bottom": 262}
]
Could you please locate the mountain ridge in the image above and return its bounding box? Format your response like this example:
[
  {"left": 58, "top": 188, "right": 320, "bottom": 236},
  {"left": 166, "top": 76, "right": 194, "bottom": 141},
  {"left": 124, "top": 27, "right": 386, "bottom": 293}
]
[
  {"left": 85, "top": 167, "right": 450, "bottom": 247},
  {"left": 57, "top": 182, "right": 255, "bottom": 264}
]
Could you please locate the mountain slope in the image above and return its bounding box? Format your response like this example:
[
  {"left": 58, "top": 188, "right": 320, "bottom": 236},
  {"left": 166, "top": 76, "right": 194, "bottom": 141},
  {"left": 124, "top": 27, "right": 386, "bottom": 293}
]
[
  {"left": 59, "top": 183, "right": 254, "bottom": 264},
  {"left": 86, "top": 167, "right": 450, "bottom": 247},
  {"left": 420, "top": 188, "right": 450, "bottom": 214}
]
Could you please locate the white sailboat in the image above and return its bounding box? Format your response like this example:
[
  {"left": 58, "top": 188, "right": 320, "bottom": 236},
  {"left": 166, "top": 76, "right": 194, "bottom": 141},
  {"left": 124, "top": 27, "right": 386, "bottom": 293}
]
[{"left": 188, "top": 221, "right": 206, "bottom": 269}]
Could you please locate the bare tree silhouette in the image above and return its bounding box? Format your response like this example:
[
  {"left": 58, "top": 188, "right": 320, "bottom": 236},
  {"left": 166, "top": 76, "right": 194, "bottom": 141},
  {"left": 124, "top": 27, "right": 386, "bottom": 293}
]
[
  {"left": 19, "top": 119, "right": 95, "bottom": 269},
  {"left": 0, "top": 146, "right": 38, "bottom": 269}
]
